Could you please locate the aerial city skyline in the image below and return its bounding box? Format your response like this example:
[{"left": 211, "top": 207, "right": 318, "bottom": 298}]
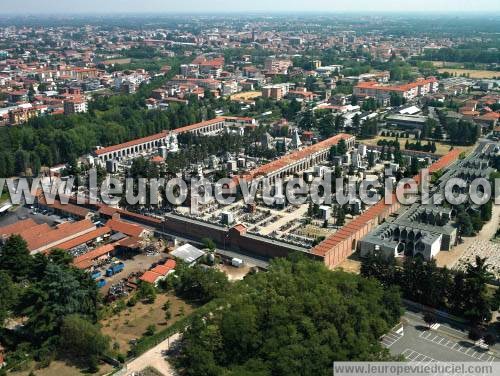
[
  {"left": 2, "top": 0, "right": 500, "bottom": 14},
  {"left": 0, "top": 4, "right": 499, "bottom": 376}
]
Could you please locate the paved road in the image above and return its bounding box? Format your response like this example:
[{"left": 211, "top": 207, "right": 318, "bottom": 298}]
[{"left": 124, "top": 333, "right": 180, "bottom": 376}]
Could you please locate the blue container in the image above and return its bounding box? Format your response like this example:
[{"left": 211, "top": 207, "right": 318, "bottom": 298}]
[{"left": 91, "top": 271, "right": 101, "bottom": 279}]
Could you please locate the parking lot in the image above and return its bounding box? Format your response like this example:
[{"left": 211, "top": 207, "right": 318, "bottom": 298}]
[
  {"left": 0, "top": 205, "right": 58, "bottom": 228},
  {"left": 418, "top": 330, "right": 494, "bottom": 362},
  {"left": 381, "top": 314, "right": 498, "bottom": 364}
]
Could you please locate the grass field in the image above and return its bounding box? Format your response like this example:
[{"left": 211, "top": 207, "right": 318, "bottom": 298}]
[
  {"left": 422, "top": 61, "right": 465, "bottom": 68},
  {"left": 102, "top": 58, "right": 132, "bottom": 65},
  {"left": 11, "top": 360, "right": 113, "bottom": 376},
  {"left": 0, "top": 190, "right": 8, "bottom": 203},
  {"left": 437, "top": 68, "right": 499, "bottom": 79},
  {"left": 100, "top": 293, "right": 193, "bottom": 354},
  {"left": 362, "top": 136, "right": 472, "bottom": 156}
]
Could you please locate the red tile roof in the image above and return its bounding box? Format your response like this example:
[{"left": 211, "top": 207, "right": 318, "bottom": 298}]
[
  {"left": 1, "top": 218, "right": 97, "bottom": 252},
  {"left": 97, "top": 204, "right": 119, "bottom": 217},
  {"left": 117, "top": 236, "right": 141, "bottom": 249},
  {"left": 140, "top": 259, "right": 176, "bottom": 284},
  {"left": 73, "top": 243, "right": 115, "bottom": 268},
  {"left": 151, "top": 264, "right": 172, "bottom": 275},
  {"left": 428, "top": 148, "right": 462, "bottom": 174},
  {"left": 95, "top": 203, "right": 163, "bottom": 225},
  {"left": 94, "top": 117, "right": 226, "bottom": 156},
  {"left": 54, "top": 226, "right": 111, "bottom": 251},
  {"left": 0, "top": 218, "right": 38, "bottom": 236},
  {"left": 238, "top": 133, "right": 354, "bottom": 182},
  {"left": 173, "top": 117, "right": 225, "bottom": 134},
  {"left": 164, "top": 259, "right": 176, "bottom": 269},
  {"left": 312, "top": 198, "right": 395, "bottom": 257},
  {"left": 151, "top": 155, "right": 165, "bottom": 163},
  {"left": 24, "top": 219, "right": 96, "bottom": 252},
  {"left": 355, "top": 77, "right": 437, "bottom": 93},
  {"left": 106, "top": 219, "right": 146, "bottom": 238},
  {"left": 94, "top": 131, "right": 166, "bottom": 156},
  {"left": 38, "top": 195, "right": 90, "bottom": 218},
  {"left": 478, "top": 112, "right": 500, "bottom": 121},
  {"left": 140, "top": 270, "right": 162, "bottom": 284}
]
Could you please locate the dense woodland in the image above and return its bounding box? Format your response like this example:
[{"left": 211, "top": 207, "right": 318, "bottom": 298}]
[
  {"left": 361, "top": 253, "right": 500, "bottom": 326},
  {"left": 0, "top": 79, "right": 217, "bottom": 178},
  {"left": 175, "top": 256, "right": 402, "bottom": 376},
  {"left": 0, "top": 235, "right": 106, "bottom": 371},
  {"left": 437, "top": 112, "right": 481, "bottom": 146},
  {"left": 0, "top": 233, "right": 404, "bottom": 375},
  {"left": 420, "top": 45, "right": 500, "bottom": 66}
]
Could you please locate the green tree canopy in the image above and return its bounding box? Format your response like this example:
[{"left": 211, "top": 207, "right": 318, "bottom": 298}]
[
  {"left": 59, "top": 314, "right": 110, "bottom": 371},
  {"left": 0, "top": 270, "right": 18, "bottom": 325},
  {"left": 0, "top": 235, "right": 33, "bottom": 281},
  {"left": 177, "top": 257, "right": 402, "bottom": 376}
]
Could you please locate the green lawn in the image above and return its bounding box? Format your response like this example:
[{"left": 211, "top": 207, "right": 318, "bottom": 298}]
[
  {"left": 0, "top": 189, "right": 9, "bottom": 203},
  {"left": 362, "top": 136, "right": 473, "bottom": 156}
]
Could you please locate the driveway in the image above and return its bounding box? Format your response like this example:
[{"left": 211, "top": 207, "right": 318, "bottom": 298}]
[{"left": 124, "top": 333, "right": 180, "bottom": 376}]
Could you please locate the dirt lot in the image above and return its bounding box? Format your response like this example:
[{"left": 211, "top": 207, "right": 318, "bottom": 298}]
[
  {"left": 11, "top": 360, "right": 113, "bottom": 376},
  {"left": 437, "top": 68, "right": 500, "bottom": 79},
  {"left": 230, "top": 91, "right": 262, "bottom": 101},
  {"left": 426, "top": 61, "right": 464, "bottom": 68},
  {"left": 101, "top": 293, "right": 193, "bottom": 354},
  {"left": 125, "top": 333, "right": 180, "bottom": 376},
  {"left": 336, "top": 256, "right": 362, "bottom": 274},
  {"left": 216, "top": 263, "right": 251, "bottom": 281},
  {"left": 362, "top": 136, "right": 472, "bottom": 156},
  {"left": 99, "top": 252, "right": 167, "bottom": 294}
]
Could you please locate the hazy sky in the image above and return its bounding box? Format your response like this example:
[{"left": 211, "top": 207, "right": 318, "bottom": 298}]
[{"left": 3, "top": 0, "right": 500, "bottom": 14}]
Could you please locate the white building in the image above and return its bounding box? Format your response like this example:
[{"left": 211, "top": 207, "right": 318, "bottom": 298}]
[{"left": 64, "top": 98, "right": 88, "bottom": 115}]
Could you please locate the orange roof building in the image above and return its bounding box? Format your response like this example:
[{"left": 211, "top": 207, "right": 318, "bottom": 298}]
[
  {"left": 354, "top": 77, "right": 438, "bottom": 101},
  {"left": 139, "top": 259, "right": 176, "bottom": 285},
  {"left": 93, "top": 117, "right": 254, "bottom": 162},
  {"left": 73, "top": 243, "right": 116, "bottom": 269},
  {"left": 106, "top": 219, "right": 148, "bottom": 238},
  {"left": 37, "top": 195, "right": 91, "bottom": 219},
  {"left": 139, "top": 270, "right": 162, "bottom": 284},
  {"left": 0, "top": 218, "right": 96, "bottom": 254},
  {"left": 54, "top": 226, "right": 111, "bottom": 251},
  {"left": 0, "top": 218, "right": 38, "bottom": 238}
]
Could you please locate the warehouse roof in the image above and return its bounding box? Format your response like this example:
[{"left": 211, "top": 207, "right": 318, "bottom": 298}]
[
  {"left": 171, "top": 243, "right": 205, "bottom": 264},
  {"left": 52, "top": 226, "right": 111, "bottom": 251}
]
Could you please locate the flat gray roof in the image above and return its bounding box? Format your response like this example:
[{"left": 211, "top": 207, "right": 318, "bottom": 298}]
[{"left": 171, "top": 243, "right": 206, "bottom": 263}]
